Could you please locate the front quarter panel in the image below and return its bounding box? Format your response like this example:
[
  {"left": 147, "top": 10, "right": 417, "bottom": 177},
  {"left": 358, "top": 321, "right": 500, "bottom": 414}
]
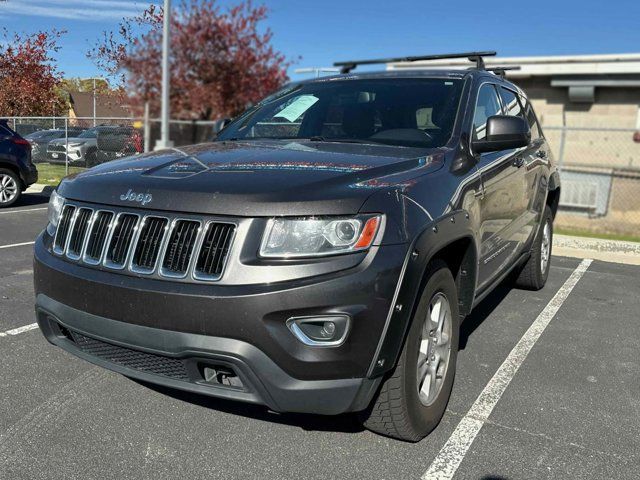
[{"left": 360, "top": 149, "right": 484, "bottom": 378}]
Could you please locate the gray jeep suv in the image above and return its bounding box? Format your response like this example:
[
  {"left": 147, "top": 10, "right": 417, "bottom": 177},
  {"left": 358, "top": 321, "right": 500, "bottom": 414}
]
[{"left": 34, "top": 51, "right": 559, "bottom": 441}]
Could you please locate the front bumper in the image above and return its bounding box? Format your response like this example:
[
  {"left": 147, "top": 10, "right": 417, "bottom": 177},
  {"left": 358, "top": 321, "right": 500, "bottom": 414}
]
[
  {"left": 20, "top": 163, "right": 38, "bottom": 187},
  {"left": 37, "top": 296, "right": 381, "bottom": 414},
  {"left": 34, "top": 233, "right": 407, "bottom": 414}
]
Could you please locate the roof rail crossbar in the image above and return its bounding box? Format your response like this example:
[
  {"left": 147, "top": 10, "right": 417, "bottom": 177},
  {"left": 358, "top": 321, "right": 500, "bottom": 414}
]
[
  {"left": 486, "top": 66, "right": 521, "bottom": 78},
  {"left": 334, "top": 51, "right": 497, "bottom": 74}
]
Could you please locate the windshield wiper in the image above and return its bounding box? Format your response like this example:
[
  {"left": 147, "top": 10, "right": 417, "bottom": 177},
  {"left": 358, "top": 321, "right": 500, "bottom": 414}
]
[{"left": 307, "top": 137, "right": 385, "bottom": 145}]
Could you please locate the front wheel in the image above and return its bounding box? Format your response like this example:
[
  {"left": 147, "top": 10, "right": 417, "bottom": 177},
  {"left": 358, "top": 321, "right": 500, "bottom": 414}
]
[
  {"left": 360, "top": 260, "right": 459, "bottom": 442},
  {"left": 0, "top": 168, "right": 21, "bottom": 208},
  {"left": 515, "top": 205, "right": 553, "bottom": 290}
]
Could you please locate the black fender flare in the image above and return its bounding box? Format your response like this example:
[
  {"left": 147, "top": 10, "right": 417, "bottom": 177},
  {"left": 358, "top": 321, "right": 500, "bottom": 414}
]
[{"left": 367, "top": 209, "right": 477, "bottom": 378}]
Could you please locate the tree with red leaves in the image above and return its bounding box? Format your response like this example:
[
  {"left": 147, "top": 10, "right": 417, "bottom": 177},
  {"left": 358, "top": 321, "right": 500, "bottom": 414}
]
[
  {"left": 0, "top": 28, "right": 67, "bottom": 117},
  {"left": 89, "top": 1, "right": 293, "bottom": 120}
]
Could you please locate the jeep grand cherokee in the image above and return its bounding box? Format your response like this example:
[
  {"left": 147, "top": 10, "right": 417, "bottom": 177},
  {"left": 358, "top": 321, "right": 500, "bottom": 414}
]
[{"left": 34, "top": 51, "right": 559, "bottom": 442}]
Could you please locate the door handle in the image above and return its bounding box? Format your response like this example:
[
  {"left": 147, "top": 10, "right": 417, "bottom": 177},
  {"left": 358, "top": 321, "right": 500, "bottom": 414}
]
[
  {"left": 513, "top": 157, "right": 525, "bottom": 168},
  {"left": 536, "top": 150, "right": 547, "bottom": 159}
]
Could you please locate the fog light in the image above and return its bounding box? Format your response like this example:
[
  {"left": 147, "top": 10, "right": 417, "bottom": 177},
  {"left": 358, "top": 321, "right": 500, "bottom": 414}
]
[
  {"left": 287, "top": 315, "right": 350, "bottom": 347},
  {"left": 322, "top": 321, "right": 336, "bottom": 337}
]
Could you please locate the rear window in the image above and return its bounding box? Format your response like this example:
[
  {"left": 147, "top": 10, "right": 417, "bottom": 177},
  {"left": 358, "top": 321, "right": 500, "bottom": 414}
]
[
  {"left": 79, "top": 128, "right": 98, "bottom": 138},
  {"left": 0, "top": 123, "right": 17, "bottom": 137}
]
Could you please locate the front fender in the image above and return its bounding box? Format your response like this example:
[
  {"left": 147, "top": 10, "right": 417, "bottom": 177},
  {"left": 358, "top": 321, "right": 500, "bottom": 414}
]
[{"left": 367, "top": 210, "right": 477, "bottom": 378}]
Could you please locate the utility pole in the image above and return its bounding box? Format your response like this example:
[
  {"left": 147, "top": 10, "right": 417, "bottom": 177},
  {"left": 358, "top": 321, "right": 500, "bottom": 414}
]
[
  {"left": 93, "top": 77, "right": 97, "bottom": 127},
  {"left": 155, "top": 0, "right": 173, "bottom": 150}
]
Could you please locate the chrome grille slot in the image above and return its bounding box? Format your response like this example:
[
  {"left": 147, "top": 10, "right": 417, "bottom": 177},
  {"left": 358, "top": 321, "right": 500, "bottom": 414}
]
[
  {"left": 84, "top": 211, "right": 114, "bottom": 264},
  {"left": 161, "top": 220, "right": 201, "bottom": 277},
  {"left": 131, "top": 217, "right": 168, "bottom": 273},
  {"left": 66, "top": 208, "right": 93, "bottom": 259},
  {"left": 104, "top": 213, "right": 139, "bottom": 269},
  {"left": 51, "top": 202, "right": 235, "bottom": 283},
  {"left": 194, "top": 223, "right": 235, "bottom": 281},
  {"left": 53, "top": 205, "right": 76, "bottom": 254}
]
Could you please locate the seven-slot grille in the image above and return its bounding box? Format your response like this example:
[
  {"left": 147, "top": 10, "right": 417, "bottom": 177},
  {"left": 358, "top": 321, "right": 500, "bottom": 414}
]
[{"left": 52, "top": 203, "right": 235, "bottom": 282}]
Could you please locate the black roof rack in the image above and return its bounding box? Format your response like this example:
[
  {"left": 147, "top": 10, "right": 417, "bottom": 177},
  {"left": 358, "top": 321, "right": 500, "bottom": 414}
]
[
  {"left": 487, "top": 66, "right": 521, "bottom": 79},
  {"left": 333, "top": 51, "right": 497, "bottom": 74}
]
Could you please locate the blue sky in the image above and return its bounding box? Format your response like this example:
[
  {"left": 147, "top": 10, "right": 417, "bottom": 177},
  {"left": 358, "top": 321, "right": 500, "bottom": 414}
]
[{"left": 2, "top": 0, "right": 640, "bottom": 82}]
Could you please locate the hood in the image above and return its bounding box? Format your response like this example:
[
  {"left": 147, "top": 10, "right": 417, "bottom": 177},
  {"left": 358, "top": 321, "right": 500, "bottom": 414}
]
[{"left": 58, "top": 140, "right": 444, "bottom": 216}]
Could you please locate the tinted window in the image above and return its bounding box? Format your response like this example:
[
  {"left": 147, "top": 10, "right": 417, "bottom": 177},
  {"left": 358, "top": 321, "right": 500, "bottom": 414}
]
[
  {"left": 0, "top": 123, "right": 18, "bottom": 137},
  {"left": 473, "top": 84, "right": 502, "bottom": 141},
  {"left": 520, "top": 95, "right": 541, "bottom": 139},
  {"left": 500, "top": 87, "right": 524, "bottom": 118},
  {"left": 218, "top": 78, "right": 465, "bottom": 148},
  {"left": 78, "top": 128, "right": 98, "bottom": 138}
]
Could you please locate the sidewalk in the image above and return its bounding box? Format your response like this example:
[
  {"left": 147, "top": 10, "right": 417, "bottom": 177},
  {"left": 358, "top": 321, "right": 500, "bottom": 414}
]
[
  {"left": 553, "top": 234, "right": 640, "bottom": 266},
  {"left": 25, "top": 184, "right": 54, "bottom": 196}
]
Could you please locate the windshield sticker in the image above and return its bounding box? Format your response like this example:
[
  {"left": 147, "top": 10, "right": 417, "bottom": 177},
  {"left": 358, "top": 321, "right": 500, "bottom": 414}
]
[{"left": 274, "top": 95, "right": 319, "bottom": 122}]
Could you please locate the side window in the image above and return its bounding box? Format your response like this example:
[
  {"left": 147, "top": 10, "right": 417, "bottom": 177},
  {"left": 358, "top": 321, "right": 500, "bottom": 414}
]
[
  {"left": 473, "top": 84, "right": 502, "bottom": 141},
  {"left": 499, "top": 88, "right": 524, "bottom": 119},
  {"left": 519, "top": 95, "right": 542, "bottom": 140}
]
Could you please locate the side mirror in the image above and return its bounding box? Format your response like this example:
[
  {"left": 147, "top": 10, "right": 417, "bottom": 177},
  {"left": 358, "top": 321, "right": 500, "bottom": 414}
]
[
  {"left": 212, "top": 118, "right": 231, "bottom": 138},
  {"left": 472, "top": 115, "right": 530, "bottom": 154}
]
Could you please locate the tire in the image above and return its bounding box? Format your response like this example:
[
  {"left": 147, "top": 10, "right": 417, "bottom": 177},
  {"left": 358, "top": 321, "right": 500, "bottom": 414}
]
[
  {"left": 515, "top": 205, "right": 553, "bottom": 290},
  {"left": 0, "top": 168, "right": 22, "bottom": 208},
  {"left": 360, "top": 260, "right": 459, "bottom": 442}
]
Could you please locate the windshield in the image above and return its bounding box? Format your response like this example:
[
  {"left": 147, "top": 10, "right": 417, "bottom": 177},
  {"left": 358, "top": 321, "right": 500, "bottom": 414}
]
[
  {"left": 78, "top": 128, "right": 98, "bottom": 139},
  {"left": 217, "top": 78, "right": 464, "bottom": 148}
]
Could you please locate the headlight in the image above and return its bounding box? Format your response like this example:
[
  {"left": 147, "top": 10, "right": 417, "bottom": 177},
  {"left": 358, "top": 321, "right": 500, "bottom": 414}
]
[
  {"left": 260, "top": 215, "right": 381, "bottom": 258},
  {"left": 47, "top": 190, "right": 65, "bottom": 228},
  {"left": 68, "top": 142, "right": 84, "bottom": 148}
]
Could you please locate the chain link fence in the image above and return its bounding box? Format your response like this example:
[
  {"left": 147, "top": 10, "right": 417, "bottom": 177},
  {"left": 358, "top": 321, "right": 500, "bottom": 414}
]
[
  {"left": 545, "top": 126, "right": 640, "bottom": 240},
  {"left": 4, "top": 116, "right": 640, "bottom": 240},
  {"left": 7, "top": 115, "right": 217, "bottom": 168}
]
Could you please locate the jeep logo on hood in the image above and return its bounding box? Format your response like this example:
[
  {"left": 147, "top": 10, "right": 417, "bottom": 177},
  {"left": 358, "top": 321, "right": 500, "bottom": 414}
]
[{"left": 120, "top": 189, "right": 153, "bottom": 206}]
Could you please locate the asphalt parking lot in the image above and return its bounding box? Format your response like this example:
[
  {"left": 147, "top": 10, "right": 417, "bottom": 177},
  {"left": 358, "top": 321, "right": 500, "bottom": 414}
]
[{"left": 1, "top": 194, "right": 639, "bottom": 480}]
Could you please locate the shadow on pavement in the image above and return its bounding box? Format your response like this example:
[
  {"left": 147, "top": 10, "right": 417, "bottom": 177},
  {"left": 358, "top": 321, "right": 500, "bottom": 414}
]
[
  {"left": 459, "top": 281, "right": 513, "bottom": 350},
  {"left": 17, "top": 193, "right": 50, "bottom": 207},
  {"left": 133, "top": 379, "right": 365, "bottom": 434},
  {"left": 131, "top": 274, "right": 523, "bottom": 435}
]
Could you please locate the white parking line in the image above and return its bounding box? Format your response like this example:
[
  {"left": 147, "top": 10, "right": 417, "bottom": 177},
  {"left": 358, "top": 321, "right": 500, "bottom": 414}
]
[
  {"left": 423, "top": 258, "right": 593, "bottom": 480},
  {"left": 0, "top": 241, "right": 35, "bottom": 250},
  {"left": 0, "top": 207, "right": 47, "bottom": 215},
  {"left": 0, "top": 323, "right": 39, "bottom": 338}
]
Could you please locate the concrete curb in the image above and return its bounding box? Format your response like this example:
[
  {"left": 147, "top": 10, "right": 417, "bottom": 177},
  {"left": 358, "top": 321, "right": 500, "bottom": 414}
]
[
  {"left": 553, "top": 234, "right": 640, "bottom": 266},
  {"left": 25, "top": 184, "right": 54, "bottom": 196}
]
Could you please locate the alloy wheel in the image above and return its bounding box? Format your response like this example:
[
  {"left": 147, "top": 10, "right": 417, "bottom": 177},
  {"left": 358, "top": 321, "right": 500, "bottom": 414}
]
[
  {"left": 0, "top": 173, "right": 18, "bottom": 205},
  {"left": 540, "top": 221, "right": 551, "bottom": 275},
  {"left": 416, "top": 292, "right": 452, "bottom": 406}
]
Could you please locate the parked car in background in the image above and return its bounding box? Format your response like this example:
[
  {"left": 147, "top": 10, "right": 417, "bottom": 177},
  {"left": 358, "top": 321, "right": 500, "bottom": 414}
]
[
  {"left": 47, "top": 125, "right": 142, "bottom": 167},
  {"left": 95, "top": 126, "right": 144, "bottom": 164},
  {"left": 0, "top": 120, "right": 38, "bottom": 207},
  {"left": 47, "top": 127, "right": 101, "bottom": 167},
  {"left": 15, "top": 123, "right": 44, "bottom": 137},
  {"left": 25, "top": 128, "right": 85, "bottom": 163}
]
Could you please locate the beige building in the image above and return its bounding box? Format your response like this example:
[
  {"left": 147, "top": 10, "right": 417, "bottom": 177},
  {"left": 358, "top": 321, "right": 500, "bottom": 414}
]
[{"left": 388, "top": 53, "right": 640, "bottom": 237}]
